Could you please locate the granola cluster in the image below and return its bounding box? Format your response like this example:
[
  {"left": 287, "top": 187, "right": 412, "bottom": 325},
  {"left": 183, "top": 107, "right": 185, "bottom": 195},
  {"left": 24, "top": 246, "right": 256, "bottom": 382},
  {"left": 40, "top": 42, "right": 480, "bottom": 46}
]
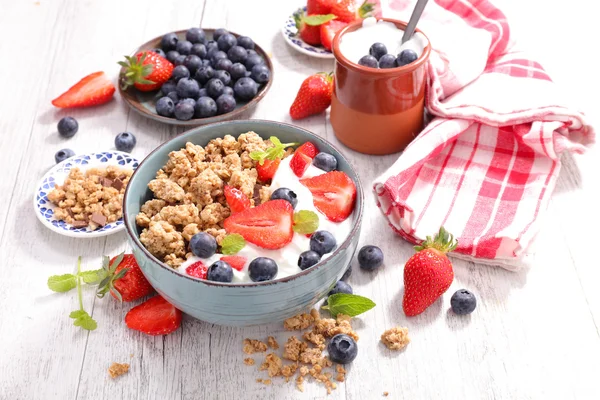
[
  {"left": 136, "top": 132, "right": 270, "bottom": 267},
  {"left": 108, "top": 362, "right": 130, "bottom": 378},
  {"left": 48, "top": 166, "right": 132, "bottom": 230},
  {"left": 380, "top": 326, "right": 410, "bottom": 350}
]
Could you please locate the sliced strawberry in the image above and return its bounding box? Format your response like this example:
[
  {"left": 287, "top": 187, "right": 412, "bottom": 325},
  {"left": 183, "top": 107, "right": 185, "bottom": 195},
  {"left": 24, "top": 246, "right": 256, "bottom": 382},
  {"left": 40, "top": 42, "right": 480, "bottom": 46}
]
[
  {"left": 290, "top": 142, "right": 318, "bottom": 178},
  {"left": 52, "top": 72, "right": 116, "bottom": 108},
  {"left": 223, "top": 200, "right": 294, "bottom": 249},
  {"left": 300, "top": 171, "right": 356, "bottom": 222},
  {"left": 220, "top": 255, "right": 247, "bottom": 271},
  {"left": 320, "top": 20, "right": 349, "bottom": 51},
  {"left": 256, "top": 158, "right": 280, "bottom": 182},
  {"left": 224, "top": 185, "right": 251, "bottom": 213},
  {"left": 186, "top": 261, "right": 208, "bottom": 279},
  {"left": 125, "top": 295, "right": 182, "bottom": 336},
  {"left": 308, "top": 0, "right": 334, "bottom": 14}
]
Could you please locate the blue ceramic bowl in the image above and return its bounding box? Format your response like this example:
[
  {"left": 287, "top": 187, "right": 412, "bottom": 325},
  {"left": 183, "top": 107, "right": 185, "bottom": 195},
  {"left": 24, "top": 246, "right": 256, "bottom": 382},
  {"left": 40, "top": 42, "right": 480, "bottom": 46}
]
[{"left": 123, "top": 120, "right": 363, "bottom": 326}]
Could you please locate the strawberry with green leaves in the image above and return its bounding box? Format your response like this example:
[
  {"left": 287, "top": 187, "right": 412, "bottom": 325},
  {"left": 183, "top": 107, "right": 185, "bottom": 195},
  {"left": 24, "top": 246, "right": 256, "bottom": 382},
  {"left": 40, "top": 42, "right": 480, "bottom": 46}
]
[
  {"left": 97, "top": 253, "right": 154, "bottom": 302},
  {"left": 330, "top": 0, "right": 375, "bottom": 23},
  {"left": 294, "top": 9, "right": 337, "bottom": 45},
  {"left": 250, "top": 136, "right": 298, "bottom": 182},
  {"left": 403, "top": 227, "right": 457, "bottom": 317},
  {"left": 119, "top": 51, "right": 174, "bottom": 92},
  {"left": 289, "top": 72, "right": 333, "bottom": 120}
]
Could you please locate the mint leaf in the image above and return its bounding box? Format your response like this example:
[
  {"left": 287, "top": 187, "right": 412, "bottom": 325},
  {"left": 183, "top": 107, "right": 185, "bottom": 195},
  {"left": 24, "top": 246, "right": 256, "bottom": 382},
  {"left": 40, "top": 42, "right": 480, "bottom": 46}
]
[
  {"left": 249, "top": 136, "right": 298, "bottom": 165},
  {"left": 322, "top": 294, "right": 376, "bottom": 318},
  {"left": 69, "top": 310, "right": 87, "bottom": 319},
  {"left": 48, "top": 274, "right": 77, "bottom": 292},
  {"left": 293, "top": 210, "right": 319, "bottom": 234},
  {"left": 71, "top": 310, "right": 97, "bottom": 331},
  {"left": 303, "top": 14, "right": 337, "bottom": 26},
  {"left": 221, "top": 234, "right": 246, "bottom": 255},
  {"left": 79, "top": 269, "right": 107, "bottom": 285}
]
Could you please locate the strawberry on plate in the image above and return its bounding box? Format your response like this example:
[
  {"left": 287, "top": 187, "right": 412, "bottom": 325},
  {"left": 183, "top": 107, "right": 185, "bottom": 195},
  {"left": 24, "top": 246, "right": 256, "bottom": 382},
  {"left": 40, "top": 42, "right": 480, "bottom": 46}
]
[
  {"left": 223, "top": 200, "right": 294, "bottom": 249},
  {"left": 290, "top": 142, "right": 318, "bottom": 177},
  {"left": 330, "top": 0, "right": 375, "bottom": 23},
  {"left": 125, "top": 295, "right": 182, "bottom": 336},
  {"left": 97, "top": 253, "right": 154, "bottom": 302},
  {"left": 118, "top": 51, "right": 174, "bottom": 92},
  {"left": 403, "top": 227, "right": 457, "bottom": 317},
  {"left": 308, "top": 0, "right": 334, "bottom": 14},
  {"left": 186, "top": 261, "right": 209, "bottom": 279},
  {"left": 300, "top": 171, "right": 356, "bottom": 222},
  {"left": 294, "top": 10, "right": 337, "bottom": 46},
  {"left": 289, "top": 72, "right": 333, "bottom": 120},
  {"left": 220, "top": 255, "right": 247, "bottom": 271},
  {"left": 224, "top": 185, "right": 251, "bottom": 213},
  {"left": 256, "top": 158, "right": 281, "bottom": 182},
  {"left": 51, "top": 71, "right": 116, "bottom": 108},
  {"left": 320, "top": 20, "right": 349, "bottom": 51}
]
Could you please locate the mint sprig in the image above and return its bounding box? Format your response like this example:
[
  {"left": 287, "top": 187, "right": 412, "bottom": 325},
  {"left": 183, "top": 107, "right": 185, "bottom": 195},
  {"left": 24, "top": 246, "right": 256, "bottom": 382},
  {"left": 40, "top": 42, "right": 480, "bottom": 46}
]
[
  {"left": 48, "top": 274, "right": 77, "bottom": 292},
  {"left": 221, "top": 233, "right": 246, "bottom": 255},
  {"left": 321, "top": 293, "right": 376, "bottom": 318},
  {"left": 249, "top": 136, "right": 298, "bottom": 165},
  {"left": 293, "top": 210, "right": 319, "bottom": 234},
  {"left": 96, "top": 253, "right": 128, "bottom": 302}
]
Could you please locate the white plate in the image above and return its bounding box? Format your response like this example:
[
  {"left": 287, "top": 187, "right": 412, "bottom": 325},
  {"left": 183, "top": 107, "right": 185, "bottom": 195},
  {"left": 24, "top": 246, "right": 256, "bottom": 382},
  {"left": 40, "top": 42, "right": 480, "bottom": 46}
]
[
  {"left": 282, "top": 6, "right": 335, "bottom": 59},
  {"left": 33, "top": 151, "right": 139, "bottom": 238}
]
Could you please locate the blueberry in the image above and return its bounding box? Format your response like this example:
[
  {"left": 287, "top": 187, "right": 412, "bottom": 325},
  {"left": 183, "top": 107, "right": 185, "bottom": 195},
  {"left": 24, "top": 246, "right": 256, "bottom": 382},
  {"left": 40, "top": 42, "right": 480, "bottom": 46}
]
[
  {"left": 213, "top": 70, "right": 231, "bottom": 86},
  {"left": 153, "top": 48, "right": 166, "bottom": 58},
  {"left": 450, "top": 289, "right": 477, "bottom": 315},
  {"left": 310, "top": 231, "right": 336, "bottom": 256},
  {"left": 357, "top": 245, "right": 384, "bottom": 271},
  {"left": 190, "top": 43, "right": 207, "bottom": 58},
  {"left": 183, "top": 55, "right": 203, "bottom": 75},
  {"left": 54, "top": 148, "right": 75, "bottom": 164},
  {"left": 216, "top": 94, "right": 236, "bottom": 115},
  {"left": 198, "top": 88, "right": 208, "bottom": 98},
  {"left": 217, "top": 33, "right": 237, "bottom": 52},
  {"left": 246, "top": 49, "right": 258, "bottom": 57},
  {"left": 358, "top": 55, "right": 378, "bottom": 68},
  {"left": 210, "top": 50, "right": 228, "bottom": 64},
  {"left": 213, "top": 28, "right": 229, "bottom": 42},
  {"left": 57, "top": 117, "right": 78, "bottom": 138},
  {"left": 201, "top": 59, "right": 211, "bottom": 67},
  {"left": 174, "top": 100, "right": 195, "bottom": 120},
  {"left": 186, "top": 27, "right": 206, "bottom": 44},
  {"left": 312, "top": 152, "right": 337, "bottom": 172},
  {"left": 328, "top": 280, "right": 353, "bottom": 297},
  {"left": 205, "top": 78, "right": 224, "bottom": 99},
  {"left": 378, "top": 54, "right": 397, "bottom": 69},
  {"left": 174, "top": 55, "right": 186, "bottom": 66},
  {"left": 171, "top": 65, "right": 190, "bottom": 82},
  {"left": 156, "top": 96, "right": 175, "bottom": 117},
  {"left": 214, "top": 58, "right": 233, "bottom": 72},
  {"left": 229, "top": 63, "right": 247, "bottom": 80},
  {"left": 341, "top": 265, "right": 352, "bottom": 281},
  {"left": 176, "top": 40, "right": 193, "bottom": 55},
  {"left": 160, "top": 80, "right": 177, "bottom": 95},
  {"left": 179, "top": 98, "right": 196, "bottom": 107},
  {"left": 194, "top": 65, "right": 215, "bottom": 84},
  {"left": 328, "top": 334, "right": 357, "bottom": 364},
  {"left": 270, "top": 187, "right": 297, "bottom": 208},
  {"left": 250, "top": 64, "right": 270, "bottom": 84},
  {"left": 237, "top": 35, "right": 255, "bottom": 50},
  {"left": 160, "top": 32, "right": 179, "bottom": 51},
  {"left": 233, "top": 77, "right": 258, "bottom": 101},
  {"left": 115, "top": 132, "right": 136, "bottom": 152},
  {"left": 397, "top": 49, "right": 418, "bottom": 66},
  {"left": 298, "top": 250, "right": 321, "bottom": 270},
  {"left": 245, "top": 53, "right": 265, "bottom": 70},
  {"left": 248, "top": 257, "right": 278, "bottom": 282},
  {"left": 166, "top": 91, "right": 179, "bottom": 103},
  {"left": 206, "top": 41, "right": 219, "bottom": 57},
  {"left": 369, "top": 42, "right": 387, "bottom": 60},
  {"left": 190, "top": 232, "right": 217, "bottom": 258},
  {"left": 222, "top": 86, "right": 234, "bottom": 97},
  {"left": 227, "top": 45, "right": 247, "bottom": 64},
  {"left": 176, "top": 78, "right": 200, "bottom": 99},
  {"left": 194, "top": 96, "right": 218, "bottom": 118},
  {"left": 166, "top": 50, "right": 180, "bottom": 63},
  {"left": 207, "top": 260, "right": 233, "bottom": 283}
]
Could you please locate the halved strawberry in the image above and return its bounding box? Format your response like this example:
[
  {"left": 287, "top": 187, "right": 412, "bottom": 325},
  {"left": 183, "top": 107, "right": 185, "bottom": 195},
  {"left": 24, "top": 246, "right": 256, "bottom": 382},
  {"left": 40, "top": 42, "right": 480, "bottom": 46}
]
[
  {"left": 186, "top": 261, "right": 208, "bottom": 279},
  {"left": 223, "top": 200, "right": 294, "bottom": 249},
  {"left": 125, "top": 295, "right": 182, "bottom": 336},
  {"left": 320, "top": 20, "right": 349, "bottom": 51},
  {"left": 256, "top": 158, "right": 280, "bottom": 182},
  {"left": 290, "top": 142, "right": 318, "bottom": 177},
  {"left": 224, "top": 185, "right": 251, "bottom": 213},
  {"left": 220, "top": 255, "right": 247, "bottom": 271},
  {"left": 308, "top": 0, "right": 333, "bottom": 14},
  {"left": 300, "top": 171, "right": 356, "bottom": 222},
  {"left": 294, "top": 10, "right": 337, "bottom": 46},
  {"left": 52, "top": 71, "right": 116, "bottom": 108}
]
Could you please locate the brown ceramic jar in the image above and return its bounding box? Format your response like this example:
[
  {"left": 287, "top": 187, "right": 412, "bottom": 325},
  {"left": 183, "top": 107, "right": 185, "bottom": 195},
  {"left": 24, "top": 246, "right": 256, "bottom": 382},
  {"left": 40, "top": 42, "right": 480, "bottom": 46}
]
[{"left": 331, "top": 19, "right": 431, "bottom": 155}]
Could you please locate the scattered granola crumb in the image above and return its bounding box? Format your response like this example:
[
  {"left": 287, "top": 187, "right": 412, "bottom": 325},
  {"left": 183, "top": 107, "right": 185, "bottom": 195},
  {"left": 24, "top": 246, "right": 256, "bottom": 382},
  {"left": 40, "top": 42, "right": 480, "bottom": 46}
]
[
  {"left": 381, "top": 327, "right": 410, "bottom": 350},
  {"left": 283, "top": 312, "right": 315, "bottom": 331},
  {"left": 108, "top": 362, "right": 130, "bottom": 378},
  {"left": 283, "top": 336, "right": 307, "bottom": 361},
  {"left": 336, "top": 365, "right": 346, "bottom": 382},
  {"left": 256, "top": 378, "right": 272, "bottom": 385},
  {"left": 267, "top": 336, "right": 279, "bottom": 350},
  {"left": 384, "top": 391, "right": 389, "bottom": 397},
  {"left": 296, "top": 375, "right": 304, "bottom": 392},
  {"left": 244, "top": 358, "right": 255, "bottom": 366},
  {"left": 243, "top": 338, "right": 268, "bottom": 354},
  {"left": 260, "top": 353, "right": 282, "bottom": 377}
]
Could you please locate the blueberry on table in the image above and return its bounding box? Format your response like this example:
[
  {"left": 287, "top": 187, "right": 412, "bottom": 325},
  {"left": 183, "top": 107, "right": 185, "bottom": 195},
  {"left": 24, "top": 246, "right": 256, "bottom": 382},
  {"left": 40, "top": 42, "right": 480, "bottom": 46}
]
[
  {"left": 369, "top": 42, "right": 387, "bottom": 60},
  {"left": 174, "top": 55, "right": 186, "bottom": 66},
  {"left": 207, "top": 260, "right": 233, "bottom": 283},
  {"left": 312, "top": 152, "right": 337, "bottom": 172},
  {"left": 214, "top": 58, "right": 233, "bottom": 72},
  {"left": 171, "top": 65, "right": 190, "bottom": 82},
  {"left": 160, "top": 32, "right": 179, "bottom": 51},
  {"left": 190, "top": 232, "right": 217, "bottom": 258},
  {"left": 327, "top": 334, "right": 358, "bottom": 364},
  {"left": 248, "top": 257, "right": 278, "bottom": 282},
  {"left": 233, "top": 77, "right": 258, "bottom": 101},
  {"left": 270, "top": 187, "right": 298, "bottom": 208},
  {"left": 310, "top": 231, "right": 337, "bottom": 256},
  {"left": 166, "top": 91, "right": 179, "bottom": 103},
  {"left": 213, "top": 28, "right": 229, "bottom": 42},
  {"left": 450, "top": 289, "right": 477, "bottom": 315},
  {"left": 176, "top": 40, "right": 193, "bottom": 55},
  {"left": 160, "top": 80, "right": 177, "bottom": 95},
  {"left": 153, "top": 48, "right": 166, "bottom": 58},
  {"left": 397, "top": 49, "right": 418, "bottom": 66},
  {"left": 245, "top": 54, "right": 265, "bottom": 71},
  {"left": 358, "top": 55, "right": 378, "bottom": 68},
  {"left": 194, "top": 96, "right": 218, "bottom": 118},
  {"left": 166, "top": 50, "right": 180, "bottom": 63},
  {"left": 216, "top": 94, "right": 236, "bottom": 115},
  {"left": 214, "top": 70, "right": 232, "bottom": 86},
  {"left": 186, "top": 27, "right": 206, "bottom": 44},
  {"left": 176, "top": 78, "right": 200, "bottom": 99},
  {"left": 328, "top": 280, "right": 353, "bottom": 297},
  {"left": 190, "top": 43, "right": 207, "bottom": 59},
  {"left": 250, "top": 64, "right": 270, "bottom": 84},
  {"left": 237, "top": 35, "right": 255, "bottom": 50},
  {"left": 227, "top": 45, "right": 248, "bottom": 64},
  {"left": 194, "top": 65, "right": 215, "bottom": 84},
  {"left": 174, "top": 100, "right": 195, "bottom": 120},
  {"left": 298, "top": 250, "right": 321, "bottom": 270},
  {"left": 229, "top": 63, "right": 247, "bottom": 80},
  {"left": 54, "top": 148, "right": 75, "bottom": 164},
  {"left": 378, "top": 54, "right": 397, "bottom": 69},
  {"left": 57, "top": 117, "right": 78, "bottom": 138},
  {"left": 183, "top": 55, "right": 202, "bottom": 75},
  {"left": 358, "top": 245, "right": 384, "bottom": 271},
  {"left": 210, "top": 50, "right": 228, "bottom": 66},
  {"left": 217, "top": 33, "right": 237, "bottom": 52},
  {"left": 341, "top": 265, "right": 352, "bottom": 281},
  {"left": 156, "top": 96, "right": 175, "bottom": 117},
  {"left": 222, "top": 86, "right": 234, "bottom": 97},
  {"left": 114, "top": 132, "right": 136, "bottom": 152},
  {"left": 205, "top": 78, "right": 225, "bottom": 99}
]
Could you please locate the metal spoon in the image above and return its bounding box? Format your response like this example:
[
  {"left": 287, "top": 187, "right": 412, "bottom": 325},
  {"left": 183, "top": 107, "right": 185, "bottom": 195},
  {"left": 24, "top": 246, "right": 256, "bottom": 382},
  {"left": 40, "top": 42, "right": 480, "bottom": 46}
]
[{"left": 401, "top": 0, "right": 430, "bottom": 44}]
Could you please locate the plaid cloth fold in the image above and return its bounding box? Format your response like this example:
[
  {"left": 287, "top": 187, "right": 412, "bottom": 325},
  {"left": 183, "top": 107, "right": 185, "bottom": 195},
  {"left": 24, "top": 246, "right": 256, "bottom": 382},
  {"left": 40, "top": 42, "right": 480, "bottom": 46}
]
[{"left": 372, "top": 0, "right": 595, "bottom": 270}]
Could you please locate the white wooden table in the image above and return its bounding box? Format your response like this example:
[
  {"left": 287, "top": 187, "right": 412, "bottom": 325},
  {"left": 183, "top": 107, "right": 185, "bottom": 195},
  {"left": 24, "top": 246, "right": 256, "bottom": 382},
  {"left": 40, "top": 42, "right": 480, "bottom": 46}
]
[{"left": 1, "top": 0, "right": 599, "bottom": 399}]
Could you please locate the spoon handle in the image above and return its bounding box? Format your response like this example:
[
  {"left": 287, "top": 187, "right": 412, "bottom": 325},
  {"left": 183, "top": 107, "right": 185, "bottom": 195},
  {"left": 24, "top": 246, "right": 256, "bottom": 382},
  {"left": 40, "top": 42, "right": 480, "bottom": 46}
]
[{"left": 401, "top": 0, "right": 430, "bottom": 44}]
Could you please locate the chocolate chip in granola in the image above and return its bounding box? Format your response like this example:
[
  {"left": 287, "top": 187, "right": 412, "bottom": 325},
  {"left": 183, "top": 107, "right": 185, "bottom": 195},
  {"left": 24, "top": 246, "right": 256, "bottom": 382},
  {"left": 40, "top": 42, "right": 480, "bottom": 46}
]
[
  {"left": 90, "top": 212, "right": 107, "bottom": 226},
  {"left": 100, "top": 177, "right": 114, "bottom": 187},
  {"left": 253, "top": 184, "right": 263, "bottom": 205},
  {"left": 66, "top": 208, "right": 75, "bottom": 218},
  {"left": 111, "top": 178, "right": 124, "bottom": 191},
  {"left": 71, "top": 220, "right": 89, "bottom": 228}
]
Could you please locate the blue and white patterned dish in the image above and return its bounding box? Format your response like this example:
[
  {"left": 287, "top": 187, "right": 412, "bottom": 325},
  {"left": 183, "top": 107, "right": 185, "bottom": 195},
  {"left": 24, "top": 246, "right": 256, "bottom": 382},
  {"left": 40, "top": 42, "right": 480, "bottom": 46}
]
[
  {"left": 282, "top": 7, "right": 335, "bottom": 59},
  {"left": 33, "top": 151, "right": 139, "bottom": 238}
]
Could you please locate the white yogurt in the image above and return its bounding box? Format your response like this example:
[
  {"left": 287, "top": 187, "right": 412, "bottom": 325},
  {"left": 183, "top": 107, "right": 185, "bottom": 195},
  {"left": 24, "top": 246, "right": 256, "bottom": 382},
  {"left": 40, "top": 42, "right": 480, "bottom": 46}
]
[
  {"left": 339, "top": 17, "right": 428, "bottom": 65},
  {"left": 179, "top": 156, "right": 354, "bottom": 283}
]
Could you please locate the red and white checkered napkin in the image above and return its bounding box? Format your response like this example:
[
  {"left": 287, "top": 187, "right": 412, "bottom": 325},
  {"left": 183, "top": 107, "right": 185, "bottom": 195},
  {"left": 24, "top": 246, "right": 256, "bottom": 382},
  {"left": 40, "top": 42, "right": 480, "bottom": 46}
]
[{"left": 372, "top": 0, "right": 595, "bottom": 270}]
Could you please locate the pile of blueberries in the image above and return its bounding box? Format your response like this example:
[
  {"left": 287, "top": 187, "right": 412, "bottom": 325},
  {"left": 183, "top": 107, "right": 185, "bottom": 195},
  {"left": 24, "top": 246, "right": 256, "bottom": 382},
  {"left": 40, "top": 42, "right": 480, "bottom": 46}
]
[
  {"left": 358, "top": 42, "right": 418, "bottom": 69},
  {"left": 152, "top": 27, "right": 271, "bottom": 121}
]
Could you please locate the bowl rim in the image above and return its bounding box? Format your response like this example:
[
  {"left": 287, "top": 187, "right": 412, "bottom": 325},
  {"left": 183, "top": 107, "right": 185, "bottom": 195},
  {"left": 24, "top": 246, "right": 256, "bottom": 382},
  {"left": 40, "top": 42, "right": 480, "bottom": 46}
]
[
  {"left": 123, "top": 119, "right": 364, "bottom": 288},
  {"left": 118, "top": 28, "right": 274, "bottom": 126}
]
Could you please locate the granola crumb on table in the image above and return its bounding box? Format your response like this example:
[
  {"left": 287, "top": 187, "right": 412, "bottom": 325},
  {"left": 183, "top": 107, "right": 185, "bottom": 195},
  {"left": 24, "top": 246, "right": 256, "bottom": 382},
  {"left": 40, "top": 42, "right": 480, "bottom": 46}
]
[
  {"left": 108, "top": 362, "right": 130, "bottom": 378},
  {"left": 243, "top": 338, "right": 268, "bottom": 354},
  {"left": 267, "top": 336, "right": 279, "bottom": 350},
  {"left": 381, "top": 327, "right": 410, "bottom": 350},
  {"left": 244, "top": 358, "right": 255, "bottom": 366}
]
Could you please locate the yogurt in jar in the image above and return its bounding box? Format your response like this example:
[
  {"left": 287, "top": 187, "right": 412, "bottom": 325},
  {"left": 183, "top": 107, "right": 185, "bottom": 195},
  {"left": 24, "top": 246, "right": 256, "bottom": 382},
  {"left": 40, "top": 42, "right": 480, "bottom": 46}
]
[
  {"left": 179, "top": 155, "right": 355, "bottom": 283},
  {"left": 338, "top": 17, "right": 428, "bottom": 65}
]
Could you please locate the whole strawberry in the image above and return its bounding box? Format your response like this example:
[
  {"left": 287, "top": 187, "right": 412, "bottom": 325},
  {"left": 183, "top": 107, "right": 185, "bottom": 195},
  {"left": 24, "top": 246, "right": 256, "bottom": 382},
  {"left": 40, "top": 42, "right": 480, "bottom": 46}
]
[
  {"left": 403, "top": 227, "right": 457, "bottom": 316},
  {"left": 290, "top": 72, "right": 333, "bottom": 120},
  {"left": 97, "top": 253, "right": 154, "bottom": 302},
  {"left": 119, "top": 51, "right": 174, "bottom": 92}
]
